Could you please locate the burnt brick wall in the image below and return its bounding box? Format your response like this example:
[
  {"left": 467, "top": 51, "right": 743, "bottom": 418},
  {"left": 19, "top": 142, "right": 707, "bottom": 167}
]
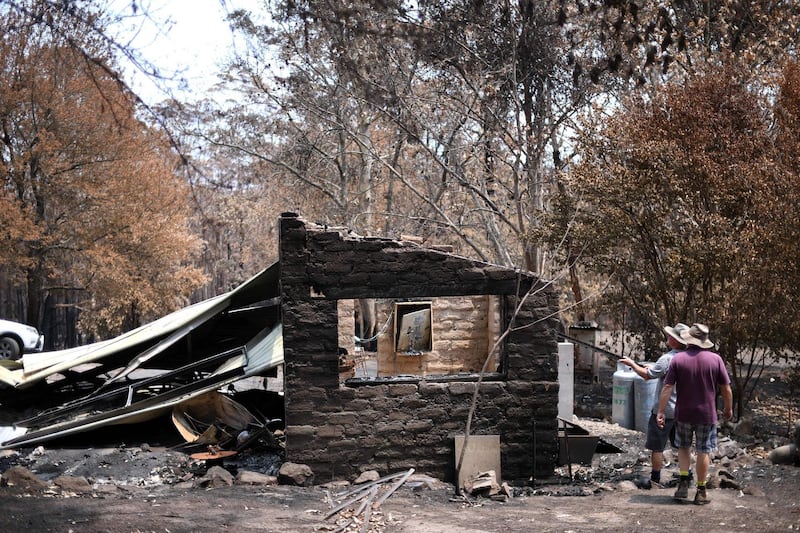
[{"left": 279, "top": 213, "right": 560, "bottom": 483}]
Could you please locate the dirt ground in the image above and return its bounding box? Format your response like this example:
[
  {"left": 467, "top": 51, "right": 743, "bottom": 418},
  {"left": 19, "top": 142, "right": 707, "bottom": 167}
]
[
  {"left": 1, "top": 366, "right": 799, "bottom": 532},
  {"left": 0, "top": 473, "right": 797, "bottom": 533},
  {"left": 0, "top": 453, "right": 798, "bottom": 533}
]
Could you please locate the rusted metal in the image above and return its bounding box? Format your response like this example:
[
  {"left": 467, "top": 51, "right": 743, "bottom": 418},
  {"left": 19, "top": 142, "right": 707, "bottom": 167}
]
[{"left": 190, "top": 448, "right": 237, "bottom": 466}]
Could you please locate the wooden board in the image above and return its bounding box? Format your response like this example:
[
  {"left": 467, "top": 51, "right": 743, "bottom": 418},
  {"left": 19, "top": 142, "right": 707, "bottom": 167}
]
[{"left": 453, "top": 434, "right": 501, "bottom": 490}]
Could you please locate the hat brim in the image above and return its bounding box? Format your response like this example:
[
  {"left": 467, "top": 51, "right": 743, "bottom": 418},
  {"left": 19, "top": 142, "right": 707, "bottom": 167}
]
[
  {"left": 663, "top": 326, "right": 687, "bottom": 346},
  {"left": 680, "top": 332, "right": 714, "bottom": 349}
]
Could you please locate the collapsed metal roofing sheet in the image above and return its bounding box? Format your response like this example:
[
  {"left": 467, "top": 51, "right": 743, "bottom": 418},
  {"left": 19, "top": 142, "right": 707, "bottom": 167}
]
[
  {"left": 0, "top": 263, "right": 280, "bottom": 389},
  {"left": 0, "top": 263, "right": 284, "bottom": 449},
  {"left": 0, "top": 324, "right": 283, "bottom": 449}
]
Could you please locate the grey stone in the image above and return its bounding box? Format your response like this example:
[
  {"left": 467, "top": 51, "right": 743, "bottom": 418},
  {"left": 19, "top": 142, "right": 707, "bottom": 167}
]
[
  {"left": 235, "top": 470, "right": 277, "bottom": 486},
  {"left": 194, "top": 466, "right": 234, "bottom": 488},
  {"left": 353, "top": 470, "right": 380, "bottom": 484},
  {"left": 53, "top": 475, "right": 93, "bottom": 493},
  {"left": 278, "top": 462, "right": 314, "bottom": 486}
]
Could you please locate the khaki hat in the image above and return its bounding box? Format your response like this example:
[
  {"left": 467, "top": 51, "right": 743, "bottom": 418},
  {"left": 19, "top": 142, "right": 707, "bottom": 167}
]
[
  {"left": 680, "top": 323, "right": 714, "bottom": 349},
  {"left": 663, "top": 322, "right": 689, "bottom": 346}
]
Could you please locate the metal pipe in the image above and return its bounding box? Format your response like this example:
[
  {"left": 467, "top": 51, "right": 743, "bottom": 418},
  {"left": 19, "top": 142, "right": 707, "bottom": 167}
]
[{"left": 558, "top": 332, "right": 623, "bottom": 360}]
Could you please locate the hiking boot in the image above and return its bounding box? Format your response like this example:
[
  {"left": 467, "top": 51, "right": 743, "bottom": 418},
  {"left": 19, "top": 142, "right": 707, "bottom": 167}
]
[
  {"left": 674, "top": 479, "right": 689, "bottom": 500},
  {"left": 694, "top": 486, "right": 710, "bottom": 505}
]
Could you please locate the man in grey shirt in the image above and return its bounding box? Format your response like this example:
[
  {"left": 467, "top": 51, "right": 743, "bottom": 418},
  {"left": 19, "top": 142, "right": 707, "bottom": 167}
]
[{"left": 619, "top": 322, "right": 688, "bottom": 486}]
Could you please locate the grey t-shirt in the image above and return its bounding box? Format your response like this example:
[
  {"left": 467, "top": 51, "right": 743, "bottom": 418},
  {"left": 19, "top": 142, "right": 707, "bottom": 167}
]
[{"left": 647, "top": 349, "right": 678, "bottom": 418}]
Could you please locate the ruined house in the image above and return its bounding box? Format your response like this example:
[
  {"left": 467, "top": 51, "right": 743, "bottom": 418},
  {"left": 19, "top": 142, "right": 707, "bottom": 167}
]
[
  {"left": 279, "top": 213, "right": 561, "bottom": 482},
  {"left": 0, "top": 212, "right": 562, "bottom": 485}
]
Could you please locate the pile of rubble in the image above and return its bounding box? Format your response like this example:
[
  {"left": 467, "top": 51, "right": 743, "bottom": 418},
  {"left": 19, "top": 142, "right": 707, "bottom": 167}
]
[
  {"left": 2, "top": 415, "right": 797, "bottom": 496},
  {"left": 517, "top": 415, "right": 800, "bottom": 499}
]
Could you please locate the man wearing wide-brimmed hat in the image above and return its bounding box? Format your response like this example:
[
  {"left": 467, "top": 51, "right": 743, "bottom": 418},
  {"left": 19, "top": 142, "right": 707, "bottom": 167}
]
[
  {"left": 656, "top": 323, "right": 733, "bottom": 505},
  {"left": 620, "top": 322, "right": 689, "bottom": 487}
]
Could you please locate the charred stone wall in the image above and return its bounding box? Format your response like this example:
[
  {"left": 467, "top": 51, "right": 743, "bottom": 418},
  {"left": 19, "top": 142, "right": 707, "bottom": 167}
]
[{"left": 279, "top": 213, "right": 561, "bottom": 483}]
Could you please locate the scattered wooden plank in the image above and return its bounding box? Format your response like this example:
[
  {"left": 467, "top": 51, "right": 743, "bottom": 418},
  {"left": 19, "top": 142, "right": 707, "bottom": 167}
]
[
  {"left": 373, "top": 468, "right": 414, "bottom": 508},
  {"left": 325, "top": 468, "right": 414, "bottom": 529},
  {"left": 359, "top": 488, "right": 376, "bottom": 533},
  {"left": 333, "top": 469, "right": 409, "bottom": 499}
]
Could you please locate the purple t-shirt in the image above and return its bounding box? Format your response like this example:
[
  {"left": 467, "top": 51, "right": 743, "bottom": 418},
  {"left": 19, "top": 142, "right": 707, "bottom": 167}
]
[{"left": 664, "top": 347, "right": 731, "bottom": 425}]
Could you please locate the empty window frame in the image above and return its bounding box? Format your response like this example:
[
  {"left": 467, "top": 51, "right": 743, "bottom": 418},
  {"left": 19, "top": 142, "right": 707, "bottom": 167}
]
[{"left": 338, "top": 296, "right": 504, "bottom": 384}]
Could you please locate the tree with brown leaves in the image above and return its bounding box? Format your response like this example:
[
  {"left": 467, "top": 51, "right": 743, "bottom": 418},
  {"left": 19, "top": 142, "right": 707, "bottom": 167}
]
[
  {"left": 0, "top": 4, "right": 205, "bottom": 344},
  {"left": 545, "top": 64, "right": 800, "bottom": 416}
]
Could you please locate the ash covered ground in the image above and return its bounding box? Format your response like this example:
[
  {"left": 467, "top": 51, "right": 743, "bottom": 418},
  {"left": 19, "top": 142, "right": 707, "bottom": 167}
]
[{"left": 0, "top": 366, "right": 798, "bottom": 532}]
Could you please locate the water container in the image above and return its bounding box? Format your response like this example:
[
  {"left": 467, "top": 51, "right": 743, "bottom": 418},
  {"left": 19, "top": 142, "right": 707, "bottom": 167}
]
[
  {"left": 634, "top": 374, "right": 659, "bottom": 432},
  {"left": 612, "top": 363, "right": 635, "bottom": 429}
]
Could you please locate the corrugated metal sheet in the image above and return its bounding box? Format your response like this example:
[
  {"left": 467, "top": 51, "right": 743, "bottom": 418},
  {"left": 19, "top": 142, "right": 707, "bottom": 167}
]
[
  {"left": 0, "top": 263, "right": 280, "bottom": 389},
  {"left": 0, "top": 324, "right": 283, "bottom": 449},
  {"left": 0, "top": 263, "right": 284, "bottom": 449}
]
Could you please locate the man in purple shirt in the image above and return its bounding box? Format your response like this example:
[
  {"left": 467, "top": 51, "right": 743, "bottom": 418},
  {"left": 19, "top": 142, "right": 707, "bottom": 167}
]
[{"left": 656, "top": 323, "right": 733, "bottom": 505}]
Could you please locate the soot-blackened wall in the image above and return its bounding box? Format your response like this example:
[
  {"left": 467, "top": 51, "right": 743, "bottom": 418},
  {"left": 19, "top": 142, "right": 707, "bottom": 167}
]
[{"left": 278, "top": 213, "right": 560, "bottom": 483}]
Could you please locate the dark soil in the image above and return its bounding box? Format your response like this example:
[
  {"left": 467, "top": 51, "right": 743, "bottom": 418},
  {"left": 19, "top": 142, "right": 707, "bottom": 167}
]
[{"left": 0, "top": 365, "right": 798, "bottom": 532}]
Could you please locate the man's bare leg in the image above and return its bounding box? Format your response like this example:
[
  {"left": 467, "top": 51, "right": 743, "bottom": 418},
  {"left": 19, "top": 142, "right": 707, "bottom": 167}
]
[
  {"left": 650, "top": 451, "right": 664, "bottom": 483},
  {"left": 674, "top": 447, "right": 692, "bottom": 499},
  {"left": 678, "top": 447, "right": 691, "bottom": 473},
  {"left": 652, "top": 451, "right": 664, "bottom": 471},
  {"left": 696, "top": 452, "right": 710, "bottom": 484}
]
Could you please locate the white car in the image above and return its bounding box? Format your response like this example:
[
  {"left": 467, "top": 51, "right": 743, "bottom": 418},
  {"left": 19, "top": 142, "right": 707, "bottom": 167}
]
[{"left": 0, "top": 318, "right": 45, "bottom": 360}]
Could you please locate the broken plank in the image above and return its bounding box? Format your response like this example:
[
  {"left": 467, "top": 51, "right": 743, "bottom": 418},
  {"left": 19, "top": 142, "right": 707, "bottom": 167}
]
[{"left": 372, "top": 468, "right": 414, "bottom": 508}]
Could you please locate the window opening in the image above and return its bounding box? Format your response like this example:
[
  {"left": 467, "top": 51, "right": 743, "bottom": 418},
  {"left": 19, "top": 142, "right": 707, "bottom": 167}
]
[{"left": 338, "top": 296, "right": 504, "bottom": 385}]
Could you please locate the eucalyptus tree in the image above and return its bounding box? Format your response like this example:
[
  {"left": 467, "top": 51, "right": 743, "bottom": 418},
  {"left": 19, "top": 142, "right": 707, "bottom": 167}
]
[
  {"left": 0, "top": 2, "right": 205, "bottom": 344},
  {"left": 207, "top": 0, "right": 601, "bottom": 274},
  {"left": 503, "top": 0, "right": 800, "bottom": 321},
  {"left": 543, "top": 64, "right": 800, "bottom": 416}
]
